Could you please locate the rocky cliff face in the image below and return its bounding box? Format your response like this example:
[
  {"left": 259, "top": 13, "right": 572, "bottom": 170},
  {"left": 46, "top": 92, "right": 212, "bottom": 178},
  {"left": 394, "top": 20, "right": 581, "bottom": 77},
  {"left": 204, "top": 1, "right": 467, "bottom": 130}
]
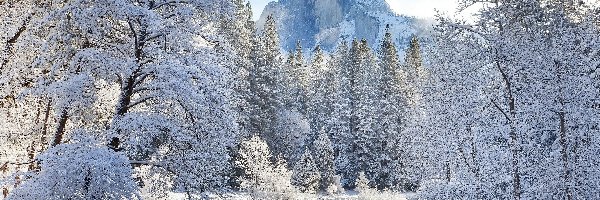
[{"left": 256, "top": 0, "right": 423, "bottom": 52}]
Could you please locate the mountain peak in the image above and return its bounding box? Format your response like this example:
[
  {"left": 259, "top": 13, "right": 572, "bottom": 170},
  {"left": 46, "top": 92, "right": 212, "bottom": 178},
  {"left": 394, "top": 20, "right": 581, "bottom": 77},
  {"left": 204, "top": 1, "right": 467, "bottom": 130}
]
[{"left": 257, "top": 0, "right": 419, "bottom": 52}]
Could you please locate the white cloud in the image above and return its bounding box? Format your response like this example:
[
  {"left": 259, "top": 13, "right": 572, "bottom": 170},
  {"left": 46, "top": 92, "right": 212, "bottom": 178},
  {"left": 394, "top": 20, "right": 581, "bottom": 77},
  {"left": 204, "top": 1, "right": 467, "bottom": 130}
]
[{"left": 386, "top": 0, "right": 459, "bottom": 18}]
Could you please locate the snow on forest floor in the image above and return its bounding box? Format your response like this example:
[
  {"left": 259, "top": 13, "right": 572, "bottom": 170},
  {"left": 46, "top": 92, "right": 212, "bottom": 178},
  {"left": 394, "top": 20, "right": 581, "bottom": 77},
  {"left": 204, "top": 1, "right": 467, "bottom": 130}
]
[{"left": 165, "top": 191, "right": 415, "bottom": 200}]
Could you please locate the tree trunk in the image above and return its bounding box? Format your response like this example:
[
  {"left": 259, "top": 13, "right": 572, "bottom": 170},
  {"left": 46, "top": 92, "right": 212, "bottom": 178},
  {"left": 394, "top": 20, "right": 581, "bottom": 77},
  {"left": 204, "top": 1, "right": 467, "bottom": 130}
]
[
  {"left": 559, "top": 111, "right": 572, "bottom": 200},
  {"left": 496, "top": 58, "right": 521, "bottom": 200},
  {"left": 51, "top": 109, "right": 69, "bottom": 147},
  {"left": 116, "top": 76, "right": 136, "bottom": 116},
  {"left": 1, "top": 16, "right": 30, "bottom": 69},
  {"left": 40, "top": 99, "right": 52, "bottom": 149},
  {"left": 108, "top": 20, "right": 151, "bottom": 151},
  {"left": 556, "top": 60, "right": 572, "bottom": 200}
]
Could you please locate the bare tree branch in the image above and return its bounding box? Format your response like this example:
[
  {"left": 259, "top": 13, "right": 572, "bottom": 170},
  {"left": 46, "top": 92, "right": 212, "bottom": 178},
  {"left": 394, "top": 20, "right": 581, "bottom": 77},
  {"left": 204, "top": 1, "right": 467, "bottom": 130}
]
[{"left": 491, "top": 98, "right": 512, "bottom": 122}]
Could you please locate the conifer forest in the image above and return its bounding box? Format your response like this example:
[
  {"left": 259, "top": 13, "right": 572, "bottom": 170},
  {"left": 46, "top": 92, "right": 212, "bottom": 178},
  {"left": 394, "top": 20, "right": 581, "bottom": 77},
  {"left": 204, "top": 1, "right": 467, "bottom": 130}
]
[{"left": 1, "top": 0, "right": 600, "bottom": 199}]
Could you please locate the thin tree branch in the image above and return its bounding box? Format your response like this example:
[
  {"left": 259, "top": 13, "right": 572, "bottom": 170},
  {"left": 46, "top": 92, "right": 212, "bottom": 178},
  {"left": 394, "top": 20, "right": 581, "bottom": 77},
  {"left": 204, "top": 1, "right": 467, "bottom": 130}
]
[
  {"left": 127, "top": 96, "right": 156, "bottom": 109},
  {"left": 150, "top": 0, "right": 189, "bottom": 10},
  {"left": 491, "top": 99, "right": 512, "bottom": 122}
]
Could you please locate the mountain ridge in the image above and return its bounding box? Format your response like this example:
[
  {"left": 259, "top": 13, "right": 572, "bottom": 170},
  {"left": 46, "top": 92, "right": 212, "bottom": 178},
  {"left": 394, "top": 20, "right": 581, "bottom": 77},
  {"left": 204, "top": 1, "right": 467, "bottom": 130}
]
[{"left": 256, "top": 0, "right": 425, "bottom": 52}]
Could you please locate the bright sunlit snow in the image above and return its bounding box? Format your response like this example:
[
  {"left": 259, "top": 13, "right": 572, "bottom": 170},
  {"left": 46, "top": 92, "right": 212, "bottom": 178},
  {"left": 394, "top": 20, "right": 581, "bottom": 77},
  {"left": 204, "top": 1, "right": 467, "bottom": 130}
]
[{"left": 2, "top": 0, "right": 599, "bottom": 199}]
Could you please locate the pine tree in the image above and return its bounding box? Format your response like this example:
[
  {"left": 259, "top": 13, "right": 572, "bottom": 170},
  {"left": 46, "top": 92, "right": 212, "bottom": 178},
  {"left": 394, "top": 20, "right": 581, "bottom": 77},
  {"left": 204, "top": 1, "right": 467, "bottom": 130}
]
[
  {"left": 307, "top": 45, "right": 331, "bottom": 141},
  {"left": 355, "top": 171, "right": 372, "bottom": 193},
  {"left": 223, "top": 0, "right": 257, "bottom": 139},
  {"left": 313, "top": 128, "right": 335, "bottom": 190},
  {"left": 280, "top": 43, "right": 308, "bottom": 114},
  {"left": 294, "top": 41, "right": 310, "bottom": 114},
  {"left": 377, "top": 25, "right": 404, "bottom": 189},
  {"left": 248, "top": 14, "right": 281, "bottom": 144},
  {"left": 403, "top": 35, "right": 426, "bottom": 107},
  {"left": 291, "top": 148, "right": 321, "bottom": 193},
  {"left": 280, "top": 53, "right": 298, "bottom": 110},
  {"left": 354, "top": 39, "right": 385, "bottom": 188},
  {"left": 329, "top": 41, "right": 358, "bottom": 187}
]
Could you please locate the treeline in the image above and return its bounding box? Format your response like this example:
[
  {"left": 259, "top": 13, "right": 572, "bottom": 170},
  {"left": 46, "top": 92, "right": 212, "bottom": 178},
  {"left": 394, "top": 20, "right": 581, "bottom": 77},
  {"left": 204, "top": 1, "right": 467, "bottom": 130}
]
[
  {"left": 223, "top": 0, "right": 427, "bottom": 194},
  {"left": 0, "top": 0, "right": 422, "bottom": 198},
  {"left": 1, "top": 0, "right": 600, "bottom": 199}
]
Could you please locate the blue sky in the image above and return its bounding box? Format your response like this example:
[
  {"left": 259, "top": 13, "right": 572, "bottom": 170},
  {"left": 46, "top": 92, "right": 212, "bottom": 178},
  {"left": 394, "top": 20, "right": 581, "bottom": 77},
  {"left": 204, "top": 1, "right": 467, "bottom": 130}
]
[{"left": 247, "top": 0, "right": 462, "bottom": 20}]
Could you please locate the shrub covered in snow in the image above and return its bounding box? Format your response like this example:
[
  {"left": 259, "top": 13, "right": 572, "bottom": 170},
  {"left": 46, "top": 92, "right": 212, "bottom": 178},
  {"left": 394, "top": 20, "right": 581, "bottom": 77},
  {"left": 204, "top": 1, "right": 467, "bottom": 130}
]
[
  {"left": 355, "top": 171, "right": 372, "bottom": 194},
  {"left": 234, "top": 136, "right": 297, "bottom": 195},
  {"left": 7, "top": 138, "right": 139, "bottom": 200}
]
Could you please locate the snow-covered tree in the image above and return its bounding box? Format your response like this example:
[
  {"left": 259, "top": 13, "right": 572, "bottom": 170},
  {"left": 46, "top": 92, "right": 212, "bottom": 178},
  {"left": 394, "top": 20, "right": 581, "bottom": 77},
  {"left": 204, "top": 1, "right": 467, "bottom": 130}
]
[
  {"left": 307, "top": 45, "right": 333, "bottom": 141},
  {"left": 402, "top": 35, "right": 426, "bottom": 108},
  {"left": 416, "top": 0, "right": 600, "bottom": 199},
  {"left": 272, "top": 109, "right": 310, "bottom": 165},
  {"left": 234, "top": 135, "right": 296, "bottom": 194},
  {"left": 2, "top": 0, "right": 240, "bottom": 197},
  {"left": 222, "top": 0, "right": 257, "bottom": 140},
  {"left": 6, "top": 132, "right": 139, "bottom": 200},
  {"left": 355, "top": 171, "right": 372, "bottom": 193},
  {"left": 313, "top": 128, "right": 335, "bottom": 190},
  {"left": 291, "top": 148, "right": 320, "bottom": 193},
  {"left": 378, "top": 25, "right": 406, "bottom": 189},
  {"left": 353, "top": 39, "right": 387, "bottom": 188},
  {"left": 328, "top": 41, "right": 358, "bottom": 187},
  {"left": 280, "top": 41, "right": 310, "bottom": 115},
  {"left": 248, "top": 14, "right": 281, "bottom": 150}
]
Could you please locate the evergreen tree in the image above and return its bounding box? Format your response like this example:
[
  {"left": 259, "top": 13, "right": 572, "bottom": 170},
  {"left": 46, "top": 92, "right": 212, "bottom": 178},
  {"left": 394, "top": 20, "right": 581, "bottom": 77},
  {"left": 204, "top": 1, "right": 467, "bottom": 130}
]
[
  {"left": 280, "top": 43, "right": 307, "bottom": 114},
  {"left": 355, "top": 171, "right": 372, "bottom": 193},
  {"left": 280, "top": 53, "right": 298, "bottom": 110},
  {"left": 272, "top": 109, "right": 310, "bottom": 166},
  {"left": 307, "top": 45, "right": 331, "bottom": 141},
  {"left": 402, "top": 35, "right": 426, "bottom": 107},
  {"left": 295, "top": 41, "right": 311, "bottom": 92},
  {"left": 291, "top": 148, "right": 321, "bottom": 193},
  {"left": 223, "top": 0, "right": 257, "bottom": 139},
  {"left": 354, "top": 39, "right": 386, "bottom": 188},
  {"left": 248, "top": 14, "right": 281, "bottom": 145},
  {"left": 293, "top": 41, "right": 310, "bottom": 114},
  {"left": 329, "top": 41, "right": 358, "bottom": 187},
  {"left": 377, "top": 25, "right": 405, "bottom": 189},
  {"left": 313, "top": 128, "right": 335, "bottom": 190}
]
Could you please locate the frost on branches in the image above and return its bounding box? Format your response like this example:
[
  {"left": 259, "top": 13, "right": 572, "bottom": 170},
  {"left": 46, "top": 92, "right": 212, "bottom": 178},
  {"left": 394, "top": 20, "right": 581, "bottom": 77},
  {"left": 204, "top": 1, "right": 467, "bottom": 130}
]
[
  {"left": 6, "top": 133, "right": 139, "bottom": 200},
  {"left": 232, "top": 136, "right": 297, "bottom": 196},
  {"left": 1, "top": 0, "right": 600, "bottom": 199},
  {"left": 291, "top": 148, "right": 320, "bottom": 193}
]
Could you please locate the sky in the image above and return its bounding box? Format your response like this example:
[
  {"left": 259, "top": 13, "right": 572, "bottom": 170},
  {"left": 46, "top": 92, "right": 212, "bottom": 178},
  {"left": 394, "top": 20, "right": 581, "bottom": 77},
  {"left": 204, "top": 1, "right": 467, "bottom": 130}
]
[{"left": 247, "top": 0, "right": 463, "bottom": 20}]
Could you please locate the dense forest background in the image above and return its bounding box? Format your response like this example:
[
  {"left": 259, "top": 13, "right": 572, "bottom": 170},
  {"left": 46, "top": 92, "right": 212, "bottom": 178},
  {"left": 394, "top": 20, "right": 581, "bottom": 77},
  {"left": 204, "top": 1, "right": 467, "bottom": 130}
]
[{"left": 1, "top": 0, "right": 600, "bottom": 199}]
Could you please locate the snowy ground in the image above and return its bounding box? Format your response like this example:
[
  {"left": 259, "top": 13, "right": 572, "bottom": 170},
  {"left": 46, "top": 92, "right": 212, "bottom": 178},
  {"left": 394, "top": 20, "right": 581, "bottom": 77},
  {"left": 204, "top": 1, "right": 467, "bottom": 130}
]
[{"left": 164, "top": 191, "right": 414, "bottom": 200}]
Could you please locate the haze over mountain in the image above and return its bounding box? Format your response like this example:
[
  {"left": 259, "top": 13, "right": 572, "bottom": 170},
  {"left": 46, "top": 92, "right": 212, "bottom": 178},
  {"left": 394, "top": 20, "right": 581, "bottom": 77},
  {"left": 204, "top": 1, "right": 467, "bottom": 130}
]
[{"left": 256, "top": 0, "right": 428, "bottom": 52}]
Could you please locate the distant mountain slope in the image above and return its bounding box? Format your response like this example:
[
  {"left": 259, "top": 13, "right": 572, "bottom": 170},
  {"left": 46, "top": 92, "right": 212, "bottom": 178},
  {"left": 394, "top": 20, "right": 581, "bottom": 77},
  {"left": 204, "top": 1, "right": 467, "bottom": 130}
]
[{"left": 256, "top": 0, "right": 429, "bottom": 52}]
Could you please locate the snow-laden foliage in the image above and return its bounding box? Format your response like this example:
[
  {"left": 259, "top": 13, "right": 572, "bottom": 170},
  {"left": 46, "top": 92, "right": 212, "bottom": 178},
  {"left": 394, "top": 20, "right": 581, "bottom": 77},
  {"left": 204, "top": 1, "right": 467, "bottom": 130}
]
[
  {"left": 410, "top": 0, "right": 600, "bottom": 199},
  {"left": 6, "top": 133, "right": 139, "bottom": 200},
  {"left": 313, "top": 128, "right": 336, "bottom": 191},
  {"left": 2, "top": 0, "right": 600, "bottom": 199},
  {"left": 291, "top": 148, "right": 320, "bottom": 193},
  {"left": 1, "top": 0, "right": 238, "bottom": 197},
  {"left": 234, "top": 136, "right": 296, "bottom": 195},
  {"left": 272, "top": 109, "right": 310, "bottom": 165},
  {"left": 355, "top": 171, "right": 372, "bottom": 194}
]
